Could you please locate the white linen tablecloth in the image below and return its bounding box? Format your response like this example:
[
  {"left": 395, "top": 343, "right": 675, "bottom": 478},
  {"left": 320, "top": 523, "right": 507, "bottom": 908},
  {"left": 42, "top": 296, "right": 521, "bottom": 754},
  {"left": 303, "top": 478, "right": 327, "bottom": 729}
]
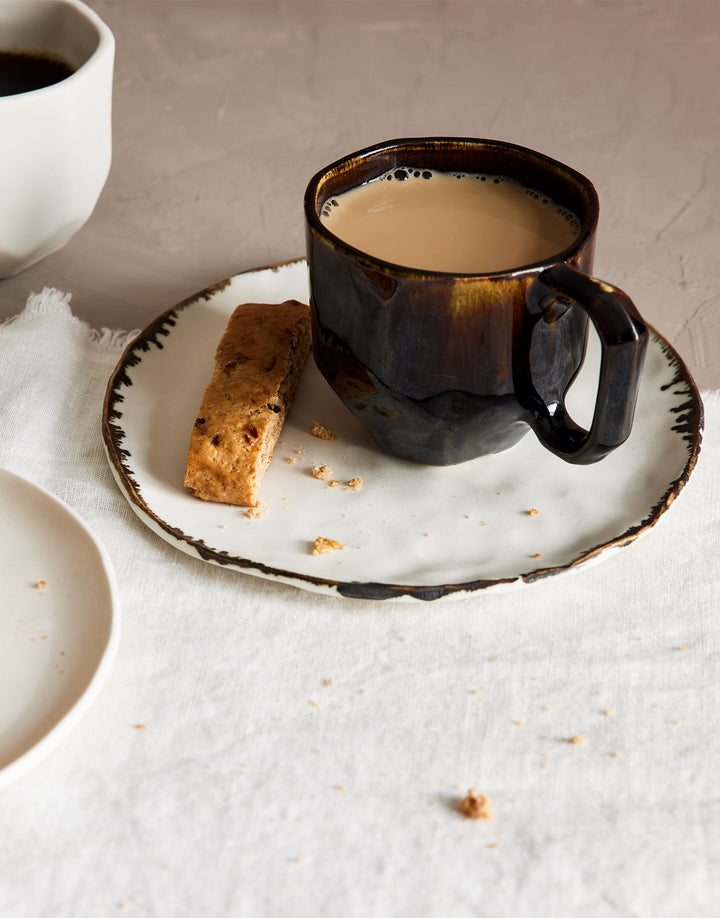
[{"left": 0, "top": 290, "right": 718, "bottom": 917}]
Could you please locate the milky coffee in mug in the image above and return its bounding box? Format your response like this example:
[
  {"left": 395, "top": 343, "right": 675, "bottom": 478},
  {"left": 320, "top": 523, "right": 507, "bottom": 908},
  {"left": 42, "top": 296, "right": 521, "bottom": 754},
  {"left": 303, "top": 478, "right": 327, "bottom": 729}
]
[
  {"left": 320, "top": 168, "right": 581, "bottom": 274},
  {"left": 304, "top": 138, "right": 648, "bottom": 467}
]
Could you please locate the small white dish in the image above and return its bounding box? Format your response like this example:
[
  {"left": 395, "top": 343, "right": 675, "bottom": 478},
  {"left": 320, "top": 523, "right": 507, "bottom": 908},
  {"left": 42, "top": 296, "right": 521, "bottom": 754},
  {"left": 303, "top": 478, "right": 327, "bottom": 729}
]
[
  {"left": 103, "top": 259, "right": 702, "bottom": 602},
  {"left": 0, "top": 468, "right": 119, "bottom": 788}
]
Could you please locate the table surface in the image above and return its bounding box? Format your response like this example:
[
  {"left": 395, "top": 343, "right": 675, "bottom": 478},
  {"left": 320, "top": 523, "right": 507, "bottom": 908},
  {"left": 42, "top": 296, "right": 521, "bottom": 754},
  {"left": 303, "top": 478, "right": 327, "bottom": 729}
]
[{"left": 0, "top": 0, "right": 718, "bottom": 391}]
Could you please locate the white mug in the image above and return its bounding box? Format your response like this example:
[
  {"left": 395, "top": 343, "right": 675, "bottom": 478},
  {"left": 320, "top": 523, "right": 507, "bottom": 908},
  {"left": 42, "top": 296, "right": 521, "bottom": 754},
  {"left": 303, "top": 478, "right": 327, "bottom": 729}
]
[{"left": 0, "top": 0, "right": 114, "bottom": 277}]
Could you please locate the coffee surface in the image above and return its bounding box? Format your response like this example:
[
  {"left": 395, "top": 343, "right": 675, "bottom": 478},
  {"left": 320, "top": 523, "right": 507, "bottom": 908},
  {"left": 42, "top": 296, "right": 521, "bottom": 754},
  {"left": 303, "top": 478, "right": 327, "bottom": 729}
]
[
  {"left": 0, "top": 49, "right": 75, "bottom": 96},
  {"left": 321, "top": 168, "right": 581, "bottom": 273}
]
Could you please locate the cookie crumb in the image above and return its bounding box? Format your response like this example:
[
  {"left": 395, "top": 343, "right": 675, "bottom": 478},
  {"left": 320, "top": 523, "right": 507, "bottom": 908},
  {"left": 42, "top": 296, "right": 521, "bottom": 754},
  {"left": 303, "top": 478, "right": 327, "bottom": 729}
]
[
  {"left": 34, "top": 580, "right": 47, "bottom": 590},
  {"left": 245, "top": 502, "right": 267, "bottom": 519},
  {"left": 285, "top": 456, "right": 297, "bottom": 464},
  {"left": 311, "top": 464, "right": 332, "bottom": 480},
  {"left": 569, "top": 733, "right": 585, "bottom": 745},
  {"left": 310, "top": 421, "right": 335, "bottom": 440},
  {"left": 603, "top": 708, "right": 615, "bottom": 717},
  {"left": 458, "top": 789, "right": 492, "bottom": 820},
  {"left": 312, "top": 537, "right": 347, "bottom": 555},
  {"left": 327, "top": 480, "right": 340, "bottom": 488},
  {"left": 134, "top": 724, "right": 146, "bottom": 730},
  {"left": 527, "top": 508, "right": 539, "bottom": 516},
  {"left": 346, "top": 477, "right": 363, "bottom": 488}
]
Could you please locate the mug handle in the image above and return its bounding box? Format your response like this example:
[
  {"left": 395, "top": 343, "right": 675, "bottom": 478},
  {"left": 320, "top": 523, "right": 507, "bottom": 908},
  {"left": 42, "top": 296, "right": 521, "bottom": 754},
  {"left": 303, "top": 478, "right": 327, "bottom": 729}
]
[{"left": 524, "top": 263, "right": 649, "bottom": 464}]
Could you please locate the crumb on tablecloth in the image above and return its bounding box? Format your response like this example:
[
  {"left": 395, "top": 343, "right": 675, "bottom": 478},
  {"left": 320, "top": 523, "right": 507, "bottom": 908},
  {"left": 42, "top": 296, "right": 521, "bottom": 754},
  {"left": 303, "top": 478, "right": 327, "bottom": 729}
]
[
  {"left": 458, "top": 789, "right": 492, "bottom": 820},
  {"left": 346, "top": 477, "right": 362, "bottom": 488},
  {"left": 245, "top": 502, "right": 267, "bottom": 519},
  {"left": 311, "top": 464, "right": 332, "bottom": 480},
  {"left": 569, "top": 733, "right": 585, "bottom": 745},
  {"left": 527, "top": 508, "right": 539, "bottom": 516},
  {"left": 34, "top": 580, "right": 47, "bottom": 589}
]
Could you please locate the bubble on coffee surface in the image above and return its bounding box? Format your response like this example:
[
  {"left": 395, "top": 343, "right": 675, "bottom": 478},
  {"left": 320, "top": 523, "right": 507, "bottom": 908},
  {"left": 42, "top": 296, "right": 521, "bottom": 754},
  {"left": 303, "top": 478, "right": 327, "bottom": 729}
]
[{"left": 321, "top": 198, "right": 340, "bottom": 218}]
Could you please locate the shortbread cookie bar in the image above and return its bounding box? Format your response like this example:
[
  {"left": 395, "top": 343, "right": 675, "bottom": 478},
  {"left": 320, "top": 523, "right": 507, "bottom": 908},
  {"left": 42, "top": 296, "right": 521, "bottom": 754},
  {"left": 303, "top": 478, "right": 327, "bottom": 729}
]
[{"left": 185, "top": 299, "right": 311, "bottom": 506}]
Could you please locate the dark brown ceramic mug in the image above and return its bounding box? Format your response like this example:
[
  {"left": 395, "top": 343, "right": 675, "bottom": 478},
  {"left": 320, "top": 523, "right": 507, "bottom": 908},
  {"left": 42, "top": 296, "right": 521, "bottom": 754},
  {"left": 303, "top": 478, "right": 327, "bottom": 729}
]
[{"left": 304, "top": 137, "right": 648, "bottom": 466}]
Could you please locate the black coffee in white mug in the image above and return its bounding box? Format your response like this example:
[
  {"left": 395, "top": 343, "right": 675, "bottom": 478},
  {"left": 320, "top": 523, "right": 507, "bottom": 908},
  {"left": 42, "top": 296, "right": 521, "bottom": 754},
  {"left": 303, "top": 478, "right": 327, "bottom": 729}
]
[{"left": 0, "top": 49, "right": 74, "bottom": 96}]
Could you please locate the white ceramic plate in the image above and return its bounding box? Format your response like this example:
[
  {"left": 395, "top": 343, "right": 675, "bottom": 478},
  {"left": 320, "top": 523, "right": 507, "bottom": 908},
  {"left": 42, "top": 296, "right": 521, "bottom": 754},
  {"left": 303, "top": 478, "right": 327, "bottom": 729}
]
[
  {"left": 0, "top": 469, "right": 119, "bottom": 788},
  {"left": 103, "top": 259, "right": 702, "bottom": 602}
]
